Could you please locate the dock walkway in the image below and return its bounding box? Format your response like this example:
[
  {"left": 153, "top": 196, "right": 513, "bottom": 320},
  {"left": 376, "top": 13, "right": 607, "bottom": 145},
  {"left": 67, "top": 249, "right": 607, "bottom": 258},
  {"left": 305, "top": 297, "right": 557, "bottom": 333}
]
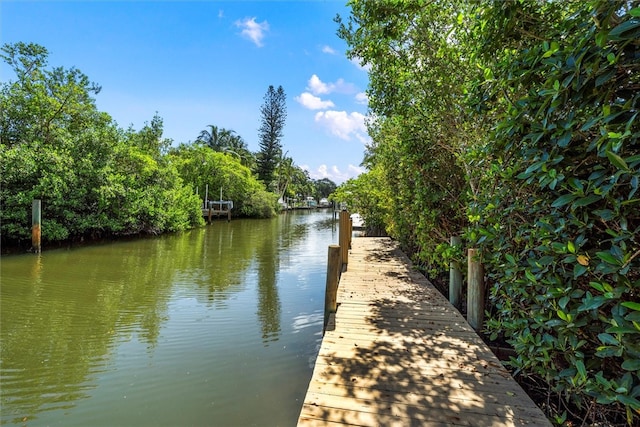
[{"left": 298, "top": 237, "right": 551, "bottom": 427}]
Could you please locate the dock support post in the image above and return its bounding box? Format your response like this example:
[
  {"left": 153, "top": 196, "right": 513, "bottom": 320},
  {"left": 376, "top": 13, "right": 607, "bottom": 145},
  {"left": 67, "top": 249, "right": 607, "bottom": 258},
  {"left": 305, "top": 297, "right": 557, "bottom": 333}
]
[
  {"left": 32, "top": 199, "right": 41, "bottom": 253},
  {"left": 208, "top": 207, "right": 212, "bottom": 224},
  {"left": 324, "top": 244, "right": 341, "bottom": 330},
  {"left": 339, "top": 210, "right": 349, "bottom": 269},
  {"left": 449, "top": 236, "right": 462, "bottom": 309},
  {"left": 467, "top": 248, "right": 484, "bottom": 331}
]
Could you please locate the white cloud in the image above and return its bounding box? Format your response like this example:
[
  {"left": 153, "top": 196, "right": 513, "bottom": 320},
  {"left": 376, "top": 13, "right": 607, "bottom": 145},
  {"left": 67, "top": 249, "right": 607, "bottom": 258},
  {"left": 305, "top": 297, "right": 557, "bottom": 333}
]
[
  {"left": 355, "top": 92, "right": 368, "bottom": 105},
  {"left": 322, "top": 45, "right": 336, "bottom": 55},
  {"left": 295, "top": 92, "right": 335, "bottom": 110},
  {"left": 348, "top": 164, "right": 366, "bottom": 175},
  {"left": 308, "top": 75, "right": 329, "bottom": 95},
  {"left": 218, "top": 9, "right": 224, "bottom": 18},
  {"left": 307, "top": 74, "right": 356, "bottom": 96},
  {"left": 302, "top": 164, "right": 365, "bottom": 184},
  {"left": 235, "top": 17, "right": 269, "bottom": 47},
  {"left": 314, "top": 110, "right": 368, "bottom": 142},
  {"left": 350, "top": 56, "right": 371, "bottom": 72}
]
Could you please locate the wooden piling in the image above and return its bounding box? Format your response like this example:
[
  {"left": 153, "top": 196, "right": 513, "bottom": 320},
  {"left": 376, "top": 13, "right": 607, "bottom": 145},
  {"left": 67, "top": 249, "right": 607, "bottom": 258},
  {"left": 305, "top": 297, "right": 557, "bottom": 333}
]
[
  {"left": 449, "top": 236, "right": 462, "bottom": 309},
  {"left": 339, "top": 211, "right": 350, "bottom": 269},
  {"left": 467, "top": 248, "right": 485, "bottom": 331},
  {"left": 32, "top": 199, "right": 41, "bottom": 253},
  {"left": 324, "top": 245, "right": 341, "bottom": 327}
]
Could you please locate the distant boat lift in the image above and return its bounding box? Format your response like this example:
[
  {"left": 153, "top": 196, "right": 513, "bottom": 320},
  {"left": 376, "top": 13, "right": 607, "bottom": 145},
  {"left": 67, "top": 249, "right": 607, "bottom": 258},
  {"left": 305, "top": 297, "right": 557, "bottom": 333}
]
[
  {"left": 202, "top": 200, "right": 233, "bottom": 222},
  {"left": 201, "top": 185, "right": 233, "bottom": 222}
]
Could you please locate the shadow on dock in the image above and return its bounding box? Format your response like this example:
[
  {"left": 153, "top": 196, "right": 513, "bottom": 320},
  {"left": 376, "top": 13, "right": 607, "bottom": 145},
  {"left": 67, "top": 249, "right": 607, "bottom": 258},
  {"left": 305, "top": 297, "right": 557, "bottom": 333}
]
[{"left": 298, "top": 237, "right": 550, "bottom": 427}]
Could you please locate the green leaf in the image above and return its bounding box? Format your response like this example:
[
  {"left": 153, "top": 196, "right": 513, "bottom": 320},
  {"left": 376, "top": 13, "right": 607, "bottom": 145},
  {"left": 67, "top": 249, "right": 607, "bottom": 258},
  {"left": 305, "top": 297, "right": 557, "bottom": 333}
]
[
  {"left": 559, "top": 296, "right": 570, "bottom": 310},
  {"left": 608, "top": 19, "right": 640, "bottom": 41},
  {"left": 525, "top": 269, "right": 537, "bottom": 283},
  {"left": 578, "top": 295, "right": 608, "bottom": 311},
  {"left": 551, "top": 194, "right": 576, "bottom": 208},
  {"left": 596, "top": 69, "right": 616, "bottom": 87},
  {"left": 607, "top": 326, "right": 640, "bottom": 334},
  {"left": 596, "top": 346, "right": 620, "bottom": 358},
  {"left": 616, "top": 395, "right": 640, "bottom": 411},
  {"left": 557, "top": 132, "right": 571, "bottom": 147},
  {"left": 538, "top": 255, "right": 555, "bottom": 266},
  {"left": 622, "top": 302, "right": 640, "bottom": 311},
  {"left": 580, "top": 116, "right": 599, "bottom": 131},
  {"left": 573, "top": 263, "right": 588, "bottom": 279},
  {"left": 631, "top": 8, "right": 640, "bottom": 17},
  {"left": 622, "top": 198, "right": 640, "bottom": 206},
  {"left": 625, "top": 311, "right": 640, "bottom": 322},
  {"left": 523, "top": 160, "right": 545, "bottom": 175},
  {"left": 567, "top": 240, "right": 576, "bottom": 253},
  {"left": 567, "top": 178, "right": 584, "bottom": 192},
  {"left": 593, "top": 209, "right": 614, "bottom": 220},
  {"left": 576, "top": 360, "right": 587, "bottom": 379},
  {"left": 559, "top": 367, "right": 576, "bottom": 377},
  {"left": 606, "top": 150, "right": 629, "bottom": 171},
  {"left": 572, "top": 194, "right": 601, "bottom": 208},
  {"left": 598, "top": 333, "right": 619, "bottom": 346},
  {"left": 621, "top": 359, "right": 640, "bottom": 371},
  {"left": 596, "top": 251, "right": 622, "bottom": 266}
]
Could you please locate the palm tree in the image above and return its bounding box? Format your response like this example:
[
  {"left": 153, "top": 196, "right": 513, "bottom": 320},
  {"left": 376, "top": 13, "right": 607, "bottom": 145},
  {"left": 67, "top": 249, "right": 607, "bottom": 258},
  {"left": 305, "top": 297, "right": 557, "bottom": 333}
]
[
  {"left": 218, "top": 128, "right": 237, "bottom": 149},
  {"left": 275, "top": 155, "right": 295, "bottom": 201},
  {"left": 196, "top": 124, "right": 222, "bottom": 150},
  {"left": 225, "top": 134, "right": 255, "bottom": 167},
  {"left": 197, "top": 124, "right": 256, "bottom": 169}
]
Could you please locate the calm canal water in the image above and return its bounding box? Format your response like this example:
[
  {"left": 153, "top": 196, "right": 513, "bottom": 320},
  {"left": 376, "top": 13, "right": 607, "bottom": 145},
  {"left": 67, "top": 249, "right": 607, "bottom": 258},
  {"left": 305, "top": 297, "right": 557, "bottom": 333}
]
[{"left": 1, "top": 210, "right": 337, "bottom": 426}]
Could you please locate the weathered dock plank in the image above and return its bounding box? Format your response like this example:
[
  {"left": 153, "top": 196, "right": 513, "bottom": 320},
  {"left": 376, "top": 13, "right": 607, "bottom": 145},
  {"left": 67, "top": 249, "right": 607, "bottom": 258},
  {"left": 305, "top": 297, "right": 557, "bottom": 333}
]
[{"left": 298, "top": 237, "right": 551, "bottom": 427}]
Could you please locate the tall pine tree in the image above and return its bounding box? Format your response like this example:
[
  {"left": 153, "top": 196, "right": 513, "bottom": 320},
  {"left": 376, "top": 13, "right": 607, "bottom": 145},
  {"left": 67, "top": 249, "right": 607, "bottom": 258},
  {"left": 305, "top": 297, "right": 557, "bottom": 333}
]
[{"left": 256, "top": 85, "right": 286, "bottom": 187}]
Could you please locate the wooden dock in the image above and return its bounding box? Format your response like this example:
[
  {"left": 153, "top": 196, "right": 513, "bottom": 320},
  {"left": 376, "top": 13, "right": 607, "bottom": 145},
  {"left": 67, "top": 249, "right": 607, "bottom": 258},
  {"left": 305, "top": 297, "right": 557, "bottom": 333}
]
[
  {"left": 298, "top": 237, "right": 551, "bottom": 427},
  {"left": 201, "top": 201, "right": 232, "bottom": 222}
]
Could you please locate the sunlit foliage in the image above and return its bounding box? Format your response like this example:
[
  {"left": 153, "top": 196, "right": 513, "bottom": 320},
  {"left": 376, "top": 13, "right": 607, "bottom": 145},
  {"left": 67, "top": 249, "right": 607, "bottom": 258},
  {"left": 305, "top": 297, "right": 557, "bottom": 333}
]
[{"left": 336, "top": 0, "right": 639, "bottom": 423}]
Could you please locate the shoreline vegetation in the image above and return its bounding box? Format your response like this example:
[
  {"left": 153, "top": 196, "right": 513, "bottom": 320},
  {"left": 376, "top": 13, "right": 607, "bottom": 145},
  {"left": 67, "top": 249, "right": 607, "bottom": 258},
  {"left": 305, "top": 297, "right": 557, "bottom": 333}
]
[
  {"left": 0, "top": 42, "right": 337, "bottom": 254},
  {"left": 331, "top": 1, "right": 639, "bottom": 425}
]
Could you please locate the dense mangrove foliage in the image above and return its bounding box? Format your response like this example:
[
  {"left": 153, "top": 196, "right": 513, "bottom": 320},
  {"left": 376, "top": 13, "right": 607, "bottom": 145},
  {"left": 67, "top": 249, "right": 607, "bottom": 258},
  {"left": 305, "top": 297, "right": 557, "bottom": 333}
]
[
  {"left": 0, "top": 43, "right": 204, "bottom": 244},
  {"left": 0, "top": 42, "right": 336, "bottom": 249},
  {"left": 334, "top": 0, "right": 639, "bottom": 424}
]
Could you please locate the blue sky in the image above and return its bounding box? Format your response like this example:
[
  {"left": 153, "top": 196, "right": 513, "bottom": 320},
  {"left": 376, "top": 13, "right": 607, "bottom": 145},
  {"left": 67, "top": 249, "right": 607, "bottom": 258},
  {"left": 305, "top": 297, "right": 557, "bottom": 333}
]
[{"left": 1, "top": 1, "right": 370, "bottom": 183}]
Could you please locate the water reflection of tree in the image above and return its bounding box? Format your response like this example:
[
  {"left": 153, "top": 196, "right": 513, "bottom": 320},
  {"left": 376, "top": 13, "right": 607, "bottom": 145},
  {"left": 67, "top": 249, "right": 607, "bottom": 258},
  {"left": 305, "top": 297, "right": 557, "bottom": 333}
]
[
  {"left": 0, "top": 231, "right": 204, "bottom": 424},
  {"left": 0, "top": 211, "right": 324, "bottom": 423},
  {"left": 254, "top": 212, "right": 315, "bottom": 345},
  {"left": 190, "top": 223, "right": 251, "bottom": 306},
  {"left": 255, "top": 217, "right": 282, "bottom": 344}
]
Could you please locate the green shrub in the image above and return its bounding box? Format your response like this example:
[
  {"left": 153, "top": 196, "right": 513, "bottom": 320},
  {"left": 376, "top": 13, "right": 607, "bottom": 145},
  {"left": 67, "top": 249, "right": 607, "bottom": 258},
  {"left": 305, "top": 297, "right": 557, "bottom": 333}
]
[
  {"left": 240, "top": 189, "right": 278, "bottom": 219},
  {"left": 471, "top": 2, "right": 640, "bottom": 422}
]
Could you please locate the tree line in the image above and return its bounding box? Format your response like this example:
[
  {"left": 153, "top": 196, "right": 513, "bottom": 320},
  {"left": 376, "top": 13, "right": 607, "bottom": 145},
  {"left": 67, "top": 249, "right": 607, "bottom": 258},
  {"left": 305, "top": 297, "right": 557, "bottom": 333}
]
[
  {"left": 333, "top": 1, "right": 639, "bottom": 424},
  {"left": 0, "top": 42, "right": 336, "bottom": 249}
]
